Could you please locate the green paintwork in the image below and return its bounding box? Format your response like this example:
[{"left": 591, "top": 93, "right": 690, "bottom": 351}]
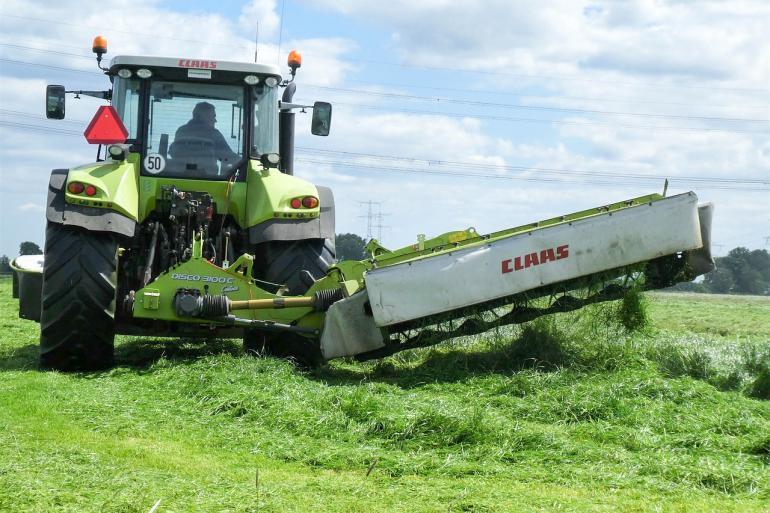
[
  {"left": 133, "top": 252, "right": 311, "bottom": 324},
  {"left": 64, "top": 153, "right": 140, "bottom": 220},
  {"left": 64, "top": 153, "right": 321, "bottom": 230},
  {"left": 246, "top": 162, "right": 320, "bottom": 227},
  {"left": 136, "top": 160, "right": 320, "bottom": 228},
  {"left": 132, "top": 232, "right": 364, "bottom": 328},
  {"left": 368, "top": 193, "right": 665, "bottom": 267},
  {"left": 137, "top": 175, "right": 248, "bottom": 224},
  {"left": 324, "top": 260, "right": 371, "bottom": 288},
  {"left": 366, "top": 228, "right": 479, "bottom": 259}
]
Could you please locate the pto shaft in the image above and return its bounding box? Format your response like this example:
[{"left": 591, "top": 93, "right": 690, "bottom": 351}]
[
  {"left": 174, "top": 288, "right": 345, "bottom": 318},
  {"left": 229, "top": 297, "right": 316, "bottom": 310}
]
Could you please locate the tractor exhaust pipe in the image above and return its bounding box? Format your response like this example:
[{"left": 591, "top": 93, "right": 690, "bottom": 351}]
[{"left": 279, "top": 82, "right": 296, "bottom": 175}]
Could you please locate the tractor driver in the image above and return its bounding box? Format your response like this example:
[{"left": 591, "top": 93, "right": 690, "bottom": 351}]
[{"left": 173, "top": 102, "right": 239, "bottom": 171}]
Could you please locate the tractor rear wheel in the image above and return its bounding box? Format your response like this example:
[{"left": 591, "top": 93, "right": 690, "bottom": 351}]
[
  {"left": 244, "top": 330, "right": 324, "bottom": 368},
  {"left": 256, "top": 238, "right": 335, "bottom": 295},
  {"left": 39, "top": 223, "right": 119, "bottom": 371}
]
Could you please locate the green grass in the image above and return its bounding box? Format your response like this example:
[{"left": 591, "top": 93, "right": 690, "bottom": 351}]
[{"left": 0, "top": 277, "right": 768, "bottom": 512}]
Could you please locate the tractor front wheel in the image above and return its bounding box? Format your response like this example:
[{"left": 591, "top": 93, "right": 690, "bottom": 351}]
[{"left": 39, "top": 223, "right": 119, "bottom": 371}]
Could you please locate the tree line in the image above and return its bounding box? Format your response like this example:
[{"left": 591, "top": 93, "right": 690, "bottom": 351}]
[
  {"left": 678, "top": 247, "right": 770, "bottom": 296},
  {"left": 0, "top": 242, "right": 43, "bottom": 274}
]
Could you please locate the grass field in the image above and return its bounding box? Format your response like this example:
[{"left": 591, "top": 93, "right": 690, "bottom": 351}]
[{"left": 0, "top": 276, "right": 768, "bottom": 512}]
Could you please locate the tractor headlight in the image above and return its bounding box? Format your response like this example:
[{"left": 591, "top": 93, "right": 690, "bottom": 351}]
[
  {"left": 244, "top": 75, "right": 259, "bottom": 85},
  {"left": 117, "top": 68, "right": 132, "bottom": 78},
  {"left": 136, "top": 68, "right": 152, "bottom": 79},
  {"left": 107, "top": 144, "right": 126, "bottom": 161},
  {"left": 265, "top": 76, "right": 278, "bottom": 87},
  {"left": 260, "top": 153, "right": 280, "bottom": 168}
]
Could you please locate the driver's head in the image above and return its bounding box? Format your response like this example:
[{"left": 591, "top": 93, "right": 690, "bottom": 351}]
[{"left": 192, "top": 102, "right": 217, "bottom": 127}]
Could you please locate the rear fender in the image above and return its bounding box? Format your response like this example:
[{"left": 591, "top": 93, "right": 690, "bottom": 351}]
[
  {"left": 247, "top": 164, "right": 335, "bottom": 244},
  {"left": 46, "top": 162, "right": 138, "bottom": 237},
  {"left": 64, "top": 154, "right": 140, "bottom": 220}
]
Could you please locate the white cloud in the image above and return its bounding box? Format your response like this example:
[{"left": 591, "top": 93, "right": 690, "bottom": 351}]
[
  {"left": 0, "top": 0, "right": 358, "bottom": 256},
  {"left": 18, "top": 202, "right": 46, "bottom": 212},
  {"left": 239, "top": 0, "right": 281, "bottom": 40},
  {"left": 305, "top": 0, "right": 770, "bottom": 86},
  {"left": 1, "top": 0, "right": 767, "bottom": 257}
]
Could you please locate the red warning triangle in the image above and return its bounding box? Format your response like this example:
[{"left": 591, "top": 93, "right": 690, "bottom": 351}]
[{"left": 84, "top": 106, "right": 129, "bottom": 144}]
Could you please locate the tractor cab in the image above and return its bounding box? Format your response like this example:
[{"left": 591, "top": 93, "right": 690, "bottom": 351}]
[
  {"left": 46, "top": 40, "right": 331, "bottom": 181},
  {"left": 110, "top": 56, "right": 283, "bottom": 180}
]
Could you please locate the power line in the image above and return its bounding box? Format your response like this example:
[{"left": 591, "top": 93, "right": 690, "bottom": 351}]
[
  {"left": 2, "top": 114, "right": 766, "bottom": 190},
  {"left": 4, "top": 53, "right": 770, "bottom": 135},
  {"left": 304, "top": 84, "right": 770, "bottom": 124},
  {"left": 296, "top": 147, "right": 769, "bottom": 185},
  {"left": 344, "top": 78, "right": 770, "bottom": 112},
  {"left": 5, "top": 39, "right": 766, "bottom": 112},
  {"left": 0, "top": 120, "right": 83, "bottom": 135},
  {"left": 356, "top": 58, "right": 770, "bottom": 95},
  {"left": 296, "top": 157, "right": 770, "bottom": 192},
  {"left": 324, "top": 100, "right": 770, "bottom": 135},
  {"left": 0, "top": 57, "right": 102, "bottom": 75},
  {"left": 0, "top": 109, "right": 86, "bottom": 126},
  {"left": 0, "top": 43, "right": 93, "bottom": 60},
  {"left": 5, "top": 44, "right": 767, "bottom": 124}
]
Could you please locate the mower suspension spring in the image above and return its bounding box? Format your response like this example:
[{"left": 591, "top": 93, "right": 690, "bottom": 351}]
[
  {"left": 199, "top": 295, "right": 230, "bottom": 317},
  {"left": 313, "top": 288, "right": 345, "bottom": 311}
]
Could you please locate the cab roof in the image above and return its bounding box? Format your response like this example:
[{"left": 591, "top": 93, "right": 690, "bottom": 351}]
[{"left": 109, "top": 55, "right": 282, "bottom": 77}]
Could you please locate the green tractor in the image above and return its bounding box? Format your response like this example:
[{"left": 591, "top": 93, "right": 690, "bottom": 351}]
[
  {"left": 38, "top": 38, "right": 337, "bottom": 370},
  {"left": 18, "top": 37, "right": 715, "bottom": 372}
]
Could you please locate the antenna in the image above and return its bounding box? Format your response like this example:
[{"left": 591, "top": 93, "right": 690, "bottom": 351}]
[
  {"left": 277, "top": 0, "right": 286, "bottom": 65},
  {"left": 254, "top": 22, "right": 259, "bottom": 63}
]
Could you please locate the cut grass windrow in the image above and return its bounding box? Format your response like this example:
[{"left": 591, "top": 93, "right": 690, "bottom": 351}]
[{"left": 0, "top": 277, "right": 768, "bottom": 512}]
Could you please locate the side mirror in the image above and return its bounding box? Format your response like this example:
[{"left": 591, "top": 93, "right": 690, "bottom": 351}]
[
  {"left": 46, "top": 85, "right": 66, "bottom": 120},
  {"left": 311, "top": 101, "right": 332, "bottom": 136}
]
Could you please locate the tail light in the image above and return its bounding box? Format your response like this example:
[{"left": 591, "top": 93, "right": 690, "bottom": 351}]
[
  {"left": 289, "top": 196, "right": 319, "bottom": 209},
  {"left": 67, "top": 182, "right": 85, "bottom": 194}
]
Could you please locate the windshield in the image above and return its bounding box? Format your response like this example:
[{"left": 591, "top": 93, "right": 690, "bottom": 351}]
[
  {"left": 145, "top": 81, "right": 245, "bottom": 178},
  {"left": 252, "top": 83, "right": 279, "bottom": 157}
]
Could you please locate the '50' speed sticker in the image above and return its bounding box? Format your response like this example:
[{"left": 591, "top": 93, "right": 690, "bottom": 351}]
[{"left": 143, "top": 153, "right": 166, "bottom": 174}]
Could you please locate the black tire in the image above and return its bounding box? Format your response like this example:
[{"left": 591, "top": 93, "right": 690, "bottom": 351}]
[
  {"left": 40, "top": 223, "right": 119, "bottom": 371},
  {"left": 256, "top": 238, "right": 335, "bottom": 295},
  {"left": 244, "top": 330, "right": 324, "bottom": 368}
]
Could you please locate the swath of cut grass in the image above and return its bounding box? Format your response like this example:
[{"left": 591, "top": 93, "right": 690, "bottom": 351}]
[{"left": 0, "top": 277, "right": 768, "bottom": 512}]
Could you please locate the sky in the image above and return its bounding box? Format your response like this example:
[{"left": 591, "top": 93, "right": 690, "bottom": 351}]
[{"left": 1, "top": 0, "right": 769, "bottom": 258}]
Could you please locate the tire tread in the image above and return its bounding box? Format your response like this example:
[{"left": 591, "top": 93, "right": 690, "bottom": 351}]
[{"left": 39, "top": 223, "right": 118, "bottom": 371}]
